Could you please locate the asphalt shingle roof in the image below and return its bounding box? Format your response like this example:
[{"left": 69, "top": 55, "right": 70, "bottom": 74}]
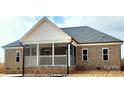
[
  {"left": 61, "top": 26, "right": 122, "bottom": 44},
  {"left": 2, "top": 26, "right": 123, "bottom": 48},
  {"left": 2, "top": 40, "right": 22, "bottom": 48}
]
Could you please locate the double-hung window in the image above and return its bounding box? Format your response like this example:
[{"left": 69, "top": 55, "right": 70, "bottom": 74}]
[
  {"left": 82, "top": 48, "right": 88, "bottom": 62},
  {"left": 16, "top": 51, "right": 21, "bottom": 62},
  {"left": 102, "top": 48, "right": 109, "bottom": 62}
]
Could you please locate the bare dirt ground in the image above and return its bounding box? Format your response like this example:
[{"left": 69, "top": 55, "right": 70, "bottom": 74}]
[
  {"left": 68, "top": 70, "right": 124, "bottom": 77},
  {"left": 0, "top": 70, "right": 124, "bottom": 77}
]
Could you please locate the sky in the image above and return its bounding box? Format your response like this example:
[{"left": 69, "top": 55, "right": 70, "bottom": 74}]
[{"left": 0, "top": 16, "right": 124, "bottom": 63}]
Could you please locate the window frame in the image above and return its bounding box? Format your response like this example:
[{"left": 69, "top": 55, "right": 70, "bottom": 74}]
[
  {"left": 16, "top": 51, "right": 21, "bottom": 62},
  {"left": 82, "top": 48, "right": 88, "bottom": 62},
  {"left": 102, "top": 48, "right": 109, "bottom": 62}
]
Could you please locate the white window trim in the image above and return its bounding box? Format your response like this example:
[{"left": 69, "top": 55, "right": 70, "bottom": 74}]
[
  {"left": 102, "top": 48, "right": 109, "bottom": 62},
  {"left": 82, "top": 48, "right": 88, "bottom": 62},
  {"left": 16, "top": 51, "right": 21, "bottom": 62}
]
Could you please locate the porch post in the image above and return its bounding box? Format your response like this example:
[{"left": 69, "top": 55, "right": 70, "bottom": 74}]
[
  {"left": 52, "top": 43, "right": 54, "bottom": 66},
  {"left": 36, "top": 44, "right": 39, "bottom": 66},
  {"left": 68, "top": 44, "right": 70, "bottom": 66}
]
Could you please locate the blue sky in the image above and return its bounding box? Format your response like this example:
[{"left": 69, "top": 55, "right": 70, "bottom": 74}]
[{"left": 0, "top": 16, "right": 124, "bottom": 63}]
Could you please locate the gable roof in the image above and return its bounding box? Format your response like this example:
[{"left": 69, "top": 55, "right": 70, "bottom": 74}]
[
  {"left": 61, "top": 26, "right": 123, "bottom": 44},
  {"left": 20, "top": 17, "right": 71, "bottom": 42},
  {"left": 2, "top": 40, "right": 22, "bottom": 48},
  {"left": 2, "top": 26, "right": 123, "bottom": 48},
  {"left": 2, "top": 18, "right": 123, "bottom": 48}
]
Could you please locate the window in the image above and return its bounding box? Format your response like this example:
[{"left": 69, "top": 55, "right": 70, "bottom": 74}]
[
  {"left": 16, "top": 51, "right": 21, "bottom": 62},
  {"left": 102, "top": 48, "right": 109, "bottom": 61},
  {"left": 82, "top": 49, "right": 88, "bottom": 62}
]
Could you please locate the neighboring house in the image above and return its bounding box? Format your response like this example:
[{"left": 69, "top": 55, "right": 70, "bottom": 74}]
[{"left": 2, "top": 17, "right": 123, "bottom": 75}]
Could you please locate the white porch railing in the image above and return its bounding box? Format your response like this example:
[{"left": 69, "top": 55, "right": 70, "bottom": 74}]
[
  {"left": 39, "top": 55, "right": 52, "bottom": 66},
  {"left": 54, "top": 55, "right": 67, "bottom": 65},
  {"left": 25, "top": 55, "right": 67, "bottom": 67},
  {"left": 25, "top": 56, "right": 37, "bottom": 67}
]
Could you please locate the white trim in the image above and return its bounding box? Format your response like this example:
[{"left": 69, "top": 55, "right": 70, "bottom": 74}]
[
  {"left": 54, "top": 55, "right": 67, "bottom": 57},
  {"left": 52, "top": 43, "right": 54, "bottom": 66},
  {"left": 39, "top": 55, "right": 66, "bottom": 57},
  {"left": 71, "top": 40, "right": 78, "bottom": 46},
  {"left": 22, "top": 40, "right": 71, "bottom": 45},
  {"left": 4, "top": 47, "right": 23, "bottom": 49},
  {"left": 22, "top": 41, "right": 122, "bottom": 46},
  {"left": 82, "top": 48, "right": 88, "bottom": 62},
  {"left": 102, "top": 48, "right": 109, "bottom": 62},
  {"left": 16, "top": 51, "right": 21, "bottom": 62},
  {"left": 25, "top": 65, "right": 67, "bottom": 67},
  {"left": 36, "top": 44, "right": 39, "bottom": 66},
  {"left": 38, "top": 65, "right": 67, "bottom": 67},
  {"left": 76, "top": 42, "right": 123, "bottom": 46},
  {"left": 68, "top": 44, "right": 70, "bottom": 66},
  {"left": 39, "top": 55, "right": 52, "bottom": 57}
]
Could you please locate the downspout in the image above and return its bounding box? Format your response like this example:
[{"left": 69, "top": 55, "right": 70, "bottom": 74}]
[
  {"left": 22, "top": 44, "right": 25, "bottom": 76},
  {"left": 67, "top": 38, "right": 73, "bottom": 74},
  {"left": 67, "top": 43, "right": 69, "bottom": 74}
]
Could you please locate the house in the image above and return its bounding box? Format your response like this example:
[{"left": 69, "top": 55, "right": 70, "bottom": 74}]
[{"left": 2, "top": 17, "right": 123, "bottom": 75}]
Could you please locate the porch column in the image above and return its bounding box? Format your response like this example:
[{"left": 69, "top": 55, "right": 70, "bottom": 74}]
[
  {"left": 52, "top": 43, "right": 54, "bottom": 66},
  {"left": 36, "top": 44, "right": 39, "bottom": 66},
  {"left": 68, "top": 44, "right": 70, "bottom": 66}
]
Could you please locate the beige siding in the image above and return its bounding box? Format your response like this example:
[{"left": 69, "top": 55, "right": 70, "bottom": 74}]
[
  {"left": 4, "top": 48, "right": 23, "bottom": 74},
  {"left": 21, "top": 20, "right": 71, "bottom": 44},
  {"left": 76, "top": 44, "right": 121, "bottom": 70}
]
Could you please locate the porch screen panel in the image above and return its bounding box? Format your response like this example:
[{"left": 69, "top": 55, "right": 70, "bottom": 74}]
[
  {"left": 54, "top": 43, "right": 67, "bottom": 65},
  {"left": 24, "top": 45, "right": 37, "bottom": 67},
  {"left": 39, "top": 44, "right": 52, "bottom": 65},
  {"left": 24, "top": 48, "right": 30, "bottom": 66}
]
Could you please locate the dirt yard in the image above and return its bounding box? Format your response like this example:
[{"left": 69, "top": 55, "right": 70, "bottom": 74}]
[{"left": 69, "top": 70, "right": 124, "bottom": 77}]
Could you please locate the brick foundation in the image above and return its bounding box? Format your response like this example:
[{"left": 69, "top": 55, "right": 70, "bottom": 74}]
[{"left": 24, "top": 66, "right": 76, "bottom": 76}]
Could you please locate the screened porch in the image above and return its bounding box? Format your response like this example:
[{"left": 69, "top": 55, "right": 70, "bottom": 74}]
[{"left": 24, "top": 43, "right": 70, "bottom": 67}]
